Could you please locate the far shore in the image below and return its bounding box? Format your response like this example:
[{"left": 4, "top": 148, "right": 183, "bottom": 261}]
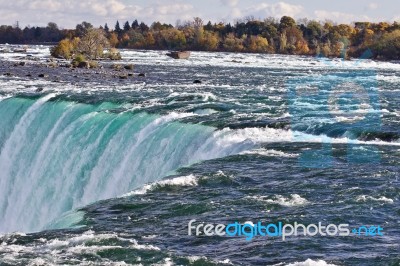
[{"left": 2, "top": 43, "right": 399, "bottom": 64}]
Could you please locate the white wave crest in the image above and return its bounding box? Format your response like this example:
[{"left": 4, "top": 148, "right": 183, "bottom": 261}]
[
  {"left": 356, "top": 195, "right": 394, "bottom": 203},
  {"left": 285, "top": 259, "right": 337, "bottom": 266},
  {"left": 248, "top": 194, "right": 309, "bottom": 207},
  {"left": 0, "top": 230, "right": 159, "bottom": 265},
  {"left": 124, "top": 174, "right": 198, "bottom": 196},
  {"left": 241, "top": 148, "right": 298, "bottom": 158}
]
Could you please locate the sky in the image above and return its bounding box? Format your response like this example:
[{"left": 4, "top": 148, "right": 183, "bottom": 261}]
[{"left": 0, "top": 0, "right": 399, "bottom": 29}]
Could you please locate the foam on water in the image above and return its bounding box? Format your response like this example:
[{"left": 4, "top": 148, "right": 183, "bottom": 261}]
[
  {"left": 0, "top": 92, "right": 397, "bottom": 233},
  {"left": 123, "top": 174, "right": 198, "bottom": 196},
  {"left": 247, "top": 194, "right": 309, "bottom": 207},
  {"left": 0, "top": 44, "right": 398, "bottom": 265},
  {"left": 219, "top": 126, "right": 400, "bottom": 147},
  {"left": 241, "top": 148, "right": 299, "bottom": 158},
  {"left": 356, "top": 195, "right": 394, "bottom": 203},
  {"left": 118, "top": 49, "right": 400, "bottom": 71},
  {"left": 284, "top": 259, "right": 337, "bottom": 266},
  {"left": 0, "top": 230, "right": 159, "bottom": 265}
]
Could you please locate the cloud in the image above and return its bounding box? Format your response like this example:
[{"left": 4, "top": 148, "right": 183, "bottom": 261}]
[
  {"left": 220, "top": 0, "right": 305, "bottom": 20},
  {"left": 314, "top": 10, "right": 371, "bottom": 23},
  {"left": 220, "top": 0, "right": 238, "bottom": 7},
  {"left": 0, "top": 0, "right": 197, "bottom": 28},
  {"left": 256, "top": 2, "right": 304, "bottom": 17},
  {"left": 235, "top": 2, "right": 305, "bottom": 20},
  {"left": 0, "top": 0, "right": 394, "bottom": 28},
  {"left": 392, "top": 16, "right": 400, "bottom": 22},
  {"left": 367, "top": 3, "right": 379, "bottom": 10}
]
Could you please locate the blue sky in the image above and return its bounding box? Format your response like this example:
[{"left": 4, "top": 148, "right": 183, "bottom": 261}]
[{"left": 0, "top": 0, "right": 398, "bottom": 28}]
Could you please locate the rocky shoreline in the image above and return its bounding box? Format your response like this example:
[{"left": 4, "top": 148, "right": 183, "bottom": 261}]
[{"left": 0, "top": 58, "right": 147, "bottom": 87}]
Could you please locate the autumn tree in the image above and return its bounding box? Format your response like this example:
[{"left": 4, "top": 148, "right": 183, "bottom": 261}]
[
  {"left": 27, "top": 16, "right": 400, "bottom": 59},
  {"left": 279, "top": 32, "right": 287, "bottom": 52},
  {"left": 200, "top": 30, "right": 219, "bottom": 51},
  {"left": 158, "top": 28, "right": 186, "bottom": 49},
  {"left": 50, "top": 37, "right": 80, "bottom": 59},
  {"left": 247, "top": 35, "right": 269, "bottom": 53},
  {"left": 144, "top": 32, "right": 156, "bottom": 47},
  {"left": 108, "top": 32, "right": 119, "bottom": 47},
  {"left": 223, "top": 33, "right": 244, "bottom": 52},
  {"left": 77, "top": 28, "right": 110, "bottom": 59},
  {"left": 193, "top": 17, "right": 204, "bottom": 48}
]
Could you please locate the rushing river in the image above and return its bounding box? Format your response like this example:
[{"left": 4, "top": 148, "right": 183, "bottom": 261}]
[{"left": 0, "top": 46, "right": 399, "bottom": 265}]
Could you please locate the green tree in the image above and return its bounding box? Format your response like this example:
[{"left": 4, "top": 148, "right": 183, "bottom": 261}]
[
  {"left": 372, "top": 30, "right": 400, "bottom": 59},
  {"left": 115, "top": 21, "right": 122, "bottom": 33},
  {"left": 279, "top": 16, "right": 296, "bottom": 30},
  {"left": 132, "top": 20, "right": 139, "bottom": 29},
  {"left": 139, "top": 22, "right": 149, "bottom": 32},
  {"left": 126, "top": 29, "right": 145, "bottom": 48},
  {"left": 76, "top": 21, "right": 93, "bottom": 37},
  {"left": 123, "top": 21, "right": 131, "bottom": 32}
]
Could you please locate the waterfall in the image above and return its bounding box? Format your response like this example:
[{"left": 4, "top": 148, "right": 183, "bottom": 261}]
[{"left": 0, "top": 95, "right": 254, "bottom": 233}]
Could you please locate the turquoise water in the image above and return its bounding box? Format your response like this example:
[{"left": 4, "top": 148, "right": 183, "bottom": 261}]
[{"left": 0, "top": 50, "right": 399, "bottom": 265}]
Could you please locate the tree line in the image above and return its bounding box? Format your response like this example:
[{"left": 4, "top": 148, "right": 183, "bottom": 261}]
[{"left": 1, "top": 17, "right": 400, "bottom": 60}]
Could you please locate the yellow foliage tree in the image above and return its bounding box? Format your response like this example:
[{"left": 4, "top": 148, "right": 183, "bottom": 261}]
[
  {"left": 50, "top": 37, "right": 80, "bottom": 59},
  {"left": 109, "top": 32, "right": 119, "bottom": 48},
  {"left": 200, "top": 30, "right": 219, "bottom": 51},
  {"left": 279, "top": 32, "right": 287, "bottom": 52},
  {"left": 159, "top": 28, "right": 186, "bottom": 49},
  {"left": 295, "top": 39, "right": 310, "bottom": 54},
  {"left": 145, "top": 32, "right": 156, "bottom": 47},
  {"left": 223, "top": 33, "right": 244, "bottom": 52},
  {"left": 331, "top": 41, "right": 345, "bottom": 57},
  {"left": 364, "top": 29, "right": 375, "bottom": 46},
  {"left": 247, "top": 35, "right": 269, "bottom": 53}
]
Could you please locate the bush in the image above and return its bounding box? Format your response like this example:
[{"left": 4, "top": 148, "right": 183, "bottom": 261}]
[
  {"left": 50, "top": 39, "right": 73, "bottom": 59},
  {"left": 112, "top": 64, "right": 123, "bottom": 70},
  {"left": 88, "top": 61, "right": 99, "bottom": 68},
  {"left": 104, "top": 48, "right": 122, "bottom": 60},
  {"left": 71, "top": 54, "right": 86, "bottom": 67},
  {"left": 50, "top": 38, "right": 80, "bottom": 59}
]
